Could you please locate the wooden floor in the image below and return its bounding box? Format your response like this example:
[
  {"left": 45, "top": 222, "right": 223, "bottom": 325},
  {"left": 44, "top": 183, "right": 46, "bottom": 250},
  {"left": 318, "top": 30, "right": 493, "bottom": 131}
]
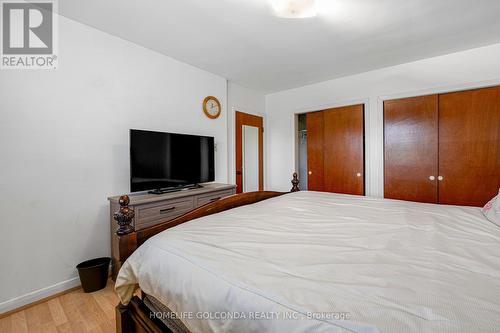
[{"left": 0, "top": 282, "right": 118, "bottom": 333}]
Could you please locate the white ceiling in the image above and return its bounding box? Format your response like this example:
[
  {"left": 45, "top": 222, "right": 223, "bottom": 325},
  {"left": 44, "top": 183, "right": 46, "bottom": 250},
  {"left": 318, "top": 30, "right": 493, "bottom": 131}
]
[{"left": 59, "top": 0, "right": 500, "bottom": 93}]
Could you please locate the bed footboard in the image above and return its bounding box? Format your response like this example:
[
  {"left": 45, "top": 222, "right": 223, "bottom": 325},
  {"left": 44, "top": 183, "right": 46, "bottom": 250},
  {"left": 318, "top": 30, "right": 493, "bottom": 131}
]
[
  {"left": 114, "top": 190, "right": 286, "bottom": 263},
  {"left": 113, "top": 173, "right": 300, "bottom": 333}
]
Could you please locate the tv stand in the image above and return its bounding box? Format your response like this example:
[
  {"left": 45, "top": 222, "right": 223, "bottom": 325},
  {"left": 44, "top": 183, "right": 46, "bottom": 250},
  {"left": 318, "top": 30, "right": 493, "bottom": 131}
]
[{"left": 148, "top": 184, "right": 203, "bottom": 195}]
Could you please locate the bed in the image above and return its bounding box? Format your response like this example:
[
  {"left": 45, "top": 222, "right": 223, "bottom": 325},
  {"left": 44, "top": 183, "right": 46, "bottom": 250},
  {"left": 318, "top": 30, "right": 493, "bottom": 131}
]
[{"left": 113, "top": 186, "right": 500, "bottom": 333}]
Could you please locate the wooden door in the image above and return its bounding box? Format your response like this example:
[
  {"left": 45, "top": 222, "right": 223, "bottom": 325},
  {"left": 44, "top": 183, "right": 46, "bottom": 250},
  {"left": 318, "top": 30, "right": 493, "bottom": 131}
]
[
  {"left": 438, "top": 86, "right": 500, "bottom": 206},
  {"left": 235, "top": 111, "right": 264, "bottom": 194},
  {"left": 306, "top": 111, "right": 324, "bottom": 191},
  {"left": 384, "top": 95, "right": 439, "bottom": 203},
  {"left": 323, "top": 105, "right": 365, "bottom": 195}
]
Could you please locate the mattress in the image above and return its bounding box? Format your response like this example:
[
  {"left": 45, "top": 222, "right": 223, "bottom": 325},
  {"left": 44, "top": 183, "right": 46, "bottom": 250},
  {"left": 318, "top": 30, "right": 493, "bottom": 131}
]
[
  {"left": 143, "top": 294, "right": 191, "bottom": 333},
  {"left": 115, "top": 191, "right": 500, "bottom": 333}
]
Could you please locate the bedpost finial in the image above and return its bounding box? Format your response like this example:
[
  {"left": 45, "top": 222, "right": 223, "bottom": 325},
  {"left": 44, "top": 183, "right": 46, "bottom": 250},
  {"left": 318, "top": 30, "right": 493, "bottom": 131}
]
[
  {"left": 114, "top": 195, "right": 135, "bottom": 235},
  {"left": 291, "top": 172, "right": 300, "bottom": 192},
  {"left": 119, "top": 195, "right": 130, "bottom": 207}
]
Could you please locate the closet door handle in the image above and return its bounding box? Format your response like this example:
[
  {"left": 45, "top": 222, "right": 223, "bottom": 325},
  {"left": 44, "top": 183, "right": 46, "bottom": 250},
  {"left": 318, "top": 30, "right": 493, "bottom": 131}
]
[
  {"left": 438, "top": 176, "right": 444, "bottom": 181},
  {"left": 429, "top": 176, "right": 436, "bottom": 181},
  {"left": 356, "top": 172, "right": 362, "bottom": 177},
  {"left": 308, "top": 171, "right": 312, "bottom": 175}
]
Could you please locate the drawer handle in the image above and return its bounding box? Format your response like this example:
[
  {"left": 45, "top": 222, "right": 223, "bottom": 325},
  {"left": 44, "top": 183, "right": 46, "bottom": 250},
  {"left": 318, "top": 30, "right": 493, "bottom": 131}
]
[
  {"left": 160, "top": 207, "right": 176, "bottom": 214},
  {"left": 209, "top": 197, "right": 221, "bottom": 202}
]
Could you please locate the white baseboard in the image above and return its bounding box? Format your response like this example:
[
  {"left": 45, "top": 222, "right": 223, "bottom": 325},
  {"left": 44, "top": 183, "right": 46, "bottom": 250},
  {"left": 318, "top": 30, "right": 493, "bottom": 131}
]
[{"left": 0, "top": 277, "right": 81, "bottom": 315}]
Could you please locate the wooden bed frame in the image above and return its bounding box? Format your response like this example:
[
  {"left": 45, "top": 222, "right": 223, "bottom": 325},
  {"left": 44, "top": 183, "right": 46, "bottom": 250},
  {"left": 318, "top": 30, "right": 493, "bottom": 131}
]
[{"left": 114, "top": 173, "right": 300, "bottom": 332}]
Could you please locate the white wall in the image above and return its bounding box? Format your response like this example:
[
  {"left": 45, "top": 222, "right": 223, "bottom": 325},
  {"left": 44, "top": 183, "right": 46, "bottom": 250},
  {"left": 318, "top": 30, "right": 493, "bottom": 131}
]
[
  {"left": 0, "top": 15, "right": 227, "bottom": 311},
  {"left": 265, "top": 43, "right": 500, "bottom": 194},
  {"left": 227, "top": 82, "right": 265, "bottom": 185}
]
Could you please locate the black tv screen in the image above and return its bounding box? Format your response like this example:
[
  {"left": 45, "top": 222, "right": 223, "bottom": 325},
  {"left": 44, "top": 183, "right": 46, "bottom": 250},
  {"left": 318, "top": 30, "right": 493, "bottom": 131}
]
[{"left": 130, "top": 129, "right": 215, "bottom": 192}]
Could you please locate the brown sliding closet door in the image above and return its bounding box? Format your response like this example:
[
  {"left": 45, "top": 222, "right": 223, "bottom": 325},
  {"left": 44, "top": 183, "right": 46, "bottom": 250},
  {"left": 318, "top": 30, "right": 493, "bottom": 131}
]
[
  {"left": 323, "top": 105, "right": 365, "bottom": 195},
  {"left": 438, "top": 86, "right": 500, "bottom": 206},
  {"left": 307, "top": 105, "right": 365, "bottom": 195},
  {"left": 384, "top": 95, "right": 439, "bottom": 203},
  {"left": 306, "top": 111, "right": 325, "bottom": 191}
]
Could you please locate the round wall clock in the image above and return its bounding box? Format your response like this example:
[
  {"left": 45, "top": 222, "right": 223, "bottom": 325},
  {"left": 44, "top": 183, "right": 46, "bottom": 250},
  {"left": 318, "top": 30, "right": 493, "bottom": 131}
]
[{"left": 203, "top": 96, "right": 221, "bottom": 119}]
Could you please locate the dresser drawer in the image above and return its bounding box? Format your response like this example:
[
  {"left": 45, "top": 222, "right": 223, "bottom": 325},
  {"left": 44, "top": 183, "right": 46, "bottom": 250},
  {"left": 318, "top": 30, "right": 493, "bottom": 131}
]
[
  {"left": 196, "top": 190, "right": 235, "bottom": 207},
  {"left": 135, "top": 198, "right": 194, "bottom": 230}
]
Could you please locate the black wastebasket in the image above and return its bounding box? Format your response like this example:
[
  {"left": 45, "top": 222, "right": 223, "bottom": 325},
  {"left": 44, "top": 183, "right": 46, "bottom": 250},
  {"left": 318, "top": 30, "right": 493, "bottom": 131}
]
[{"left": 76, "top": 257, "right": 111, "bottom": 293}]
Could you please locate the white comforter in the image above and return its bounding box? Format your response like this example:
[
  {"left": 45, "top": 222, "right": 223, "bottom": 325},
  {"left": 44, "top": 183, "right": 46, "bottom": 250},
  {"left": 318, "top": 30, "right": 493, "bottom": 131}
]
[{"left": 115, "top": 191, "right": 500, "bottom": 333}]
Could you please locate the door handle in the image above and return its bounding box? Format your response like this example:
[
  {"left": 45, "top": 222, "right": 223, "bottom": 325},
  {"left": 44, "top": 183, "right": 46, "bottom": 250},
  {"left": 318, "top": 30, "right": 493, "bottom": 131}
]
[
  {"left": 236, "top": 171, "right": 242, "bottom": 175},
  {"left": 438, "top": 176, "right": 444, "bottom": 181},
  {"left": 356, "top": 173, "right": 362, "bottom": 177},
  {"left": 429, "top": 176, "right": 435, "bottom": 181}
]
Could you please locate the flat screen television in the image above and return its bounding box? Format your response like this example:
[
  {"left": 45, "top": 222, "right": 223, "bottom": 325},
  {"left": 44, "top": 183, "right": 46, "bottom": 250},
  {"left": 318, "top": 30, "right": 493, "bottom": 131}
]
[{"left": 130, "top": 129, "right": 215, "bottom": 193}]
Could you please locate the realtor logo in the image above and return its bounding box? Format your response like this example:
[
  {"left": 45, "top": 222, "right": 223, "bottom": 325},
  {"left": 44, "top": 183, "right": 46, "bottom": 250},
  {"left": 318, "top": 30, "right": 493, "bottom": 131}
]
[{"left": 1, "top": 0, "right": 57, "bottom": 69}]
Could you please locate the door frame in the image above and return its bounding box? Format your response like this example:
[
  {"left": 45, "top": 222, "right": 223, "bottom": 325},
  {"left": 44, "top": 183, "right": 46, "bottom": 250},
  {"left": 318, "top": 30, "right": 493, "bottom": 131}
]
[
  {"left": 228, "top": 107, "right": 266, "bottom": 187},
  {"left": 235, "top": 111, "right": 264, "bottom": 193}
]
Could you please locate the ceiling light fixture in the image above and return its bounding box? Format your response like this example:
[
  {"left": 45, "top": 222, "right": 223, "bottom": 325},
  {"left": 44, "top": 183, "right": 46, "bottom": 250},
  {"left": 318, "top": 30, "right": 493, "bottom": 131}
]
[{"left": 270, "top": 0, "right": 317, "bottom": 18}]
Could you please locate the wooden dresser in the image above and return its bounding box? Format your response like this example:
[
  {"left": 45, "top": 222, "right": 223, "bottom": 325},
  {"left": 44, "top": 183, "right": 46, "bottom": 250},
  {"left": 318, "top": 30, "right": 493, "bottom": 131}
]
[{"left": 108, "top": 183, "right": 236, "bottom": 279}]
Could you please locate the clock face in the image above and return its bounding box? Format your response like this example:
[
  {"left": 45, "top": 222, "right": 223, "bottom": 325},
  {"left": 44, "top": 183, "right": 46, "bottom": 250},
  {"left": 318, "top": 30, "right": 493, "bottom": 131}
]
[
  {"left": 203, "top": 96, "right": 221, "bottom": 119},
  {"left": 207, "top": 99, "right": 219, "bottom": 115}
]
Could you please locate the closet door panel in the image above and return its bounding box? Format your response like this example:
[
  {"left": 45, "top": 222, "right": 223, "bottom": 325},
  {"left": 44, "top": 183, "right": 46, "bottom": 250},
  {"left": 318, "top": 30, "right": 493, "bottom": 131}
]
[
  {"left": 438, "top": 86, "right": 500, "bottom": 206},
  {"left": 384, "top": 95, "right": 439, "bottom": 203},
  {"left": 323, "top": 105, "right": 365, "bottom": 195},
  {"left": 306, "top": 111, "right": 325, "bottom": 191}
]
